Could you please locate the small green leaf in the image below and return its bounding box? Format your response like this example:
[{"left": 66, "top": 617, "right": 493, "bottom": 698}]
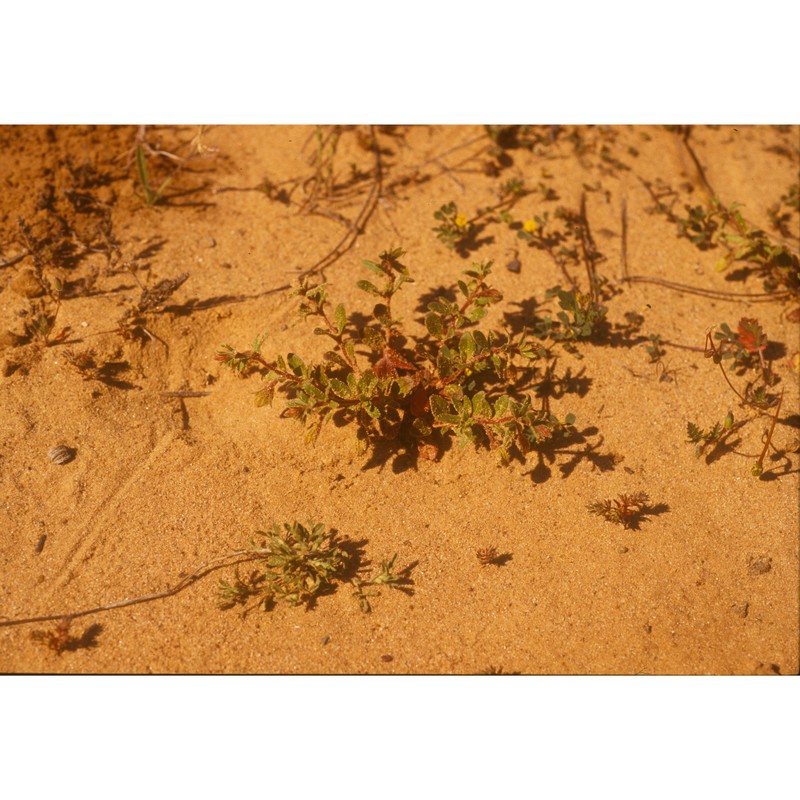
[
  {"left": 357, "top": 280, "right": 382, "bottom": 296},
  {"left": 362, "top": 259, "right": 387, "bottom": 276},
  {"left": 472, "top": 391, "right": 491, "bottom": 419},
  {"left": 429, "top": 394, "right": 452, "bottom": 421},
  {"left": 334, "top": 304, "right": 346, "bottom": 334},
  {"left": 466, "top": 306, "right": 488, "bottom": 323},
  {"left": 459, "top": 332, "right": 476, "bottom": 361},
  {"left": 425, "top": 312, "right": 445, "bottom": 338}
]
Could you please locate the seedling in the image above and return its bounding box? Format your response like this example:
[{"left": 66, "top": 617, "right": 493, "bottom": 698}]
[
  {"left": 29, "top": 617, "right": 102, "bottom": 655},
  {"left": 690, "top": 323, "right": 787, "bottom": 476},
  {"left": 135, "top": 144, "right": 173, "bottom": 206},
  {"left": 217, "top": 522, "right": 412, "bottom": 614},
  {"left": 704, "top": 321, "right": 776, "bottom": 409},
  {"left": 645, "top": 334, "right": 667, "bottom": 363},
  {"left": 476, "top": 546, "right": 500, "bottom": 566},
  {"left": 218, "top": 248, "right": 579, "bottom": 465},
  {"left": 351, "top": 554, "right": 410, "bottom": 613},
  {"left": 686, "top": 412, "right": 735, "bottom": 457},
  {"left": 588, "top": 492, "right": 651, "bottom": 529},
  {"left": 30, "top": 616, "right": 74, "bottom": 655},
  {"left": 659, "top": 193, "right": 799, "bottom": 299},
  {"left": 217, "top": 522, "right": 350, "bottom": 610},
  {"left": 534, "top": 285, "right": 608, "bottom": 347},
  {"left": 433, "top": 201, "right": 473, "bottom": 249}
]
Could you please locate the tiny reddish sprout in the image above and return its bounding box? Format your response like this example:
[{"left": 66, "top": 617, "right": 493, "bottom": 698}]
[
  {"left": 30, "top": 616, "right": 74, "bottom": 655},
  {"left": 476, "top": 546, "right": 499, "bottom": 566},
  {"left": 587, "top": 492, "right": 650, "bottom": 529}
]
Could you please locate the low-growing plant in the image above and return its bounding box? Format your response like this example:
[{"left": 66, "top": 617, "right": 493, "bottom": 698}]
[
  {"left": 587, "top": 492, "right": 652, "bottom": 529},
  {"left": 432, "top": 181, "right": 527, "bottom": 254},
  {"left": 216, "top": 522, "right": 411, "bottom": 613},
  {"left": 533, "top": 285, "right": 608, "bottom": 348},
  {"left": 135, "top": 144, "right": 173, "bottom": 206},
  {"left": 433, "top": 201, "right": 472, "bottom": 249},
  {"left": 659, "top": 193, "right": 799, "bottom": 299},
  {"left": 476, "top": 546, "right": 500, "bottom": 566},
  {"left": 688, "top": 321, "right": 788, "bottom": 476},
  {"left": 686, "top": 412, "right": 735, "bottom": 458},
  {"left": 217, "top": 248, "right": 580, "bottom": 464}
]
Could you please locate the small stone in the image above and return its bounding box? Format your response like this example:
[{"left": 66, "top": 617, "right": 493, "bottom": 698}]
[
  {"left": 48, "top": 445, "right": 75, "bottom": 465},
  {"left": 505, "top": 258, "right": 521, "bottom": 274},
  {"left": 733, "top": 602, "right": 749, "bottom": 618},
  {"left": 618, "top": 546, "right": 629, "bottom": 554},
  {"left": 381, "top": 654, "right": 393, "bottom": 663},
  {"left": 320, "top": 635, "right": 330, "bottom": 645},
  {"left": 747, "top": 556, "right": 772, "bottom": 576},
  {"left": 201, "top": 236, "right": 216, "bottom": 248}
]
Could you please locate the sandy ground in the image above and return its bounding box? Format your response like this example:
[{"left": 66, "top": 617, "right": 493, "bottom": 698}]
[{"left": 0, "top": 124, "right": 797, "bottom": 674}]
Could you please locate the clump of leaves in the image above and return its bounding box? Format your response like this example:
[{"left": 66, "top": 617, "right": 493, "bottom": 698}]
[
  {"left": 713, "top": 318, "right": 769, "bottom": 375},
  {"left": 672, "top": 197, "right": 799, "bottom": 298},
  {"left": 690, "top": 324, "right": 787, "bottom": 476},
  {"left": 218, "top": 522, "right": 349, "bottom": 610},
  {"left": 533, "top": 285, "right": 608, "bottom": 348},
  {"left": 217, "top": 248, "right": 578, "bottom": 464},
  {"left": 433, "top": 183, "right": 528, "bottom": 253},
  {"left": 705, "top": 320, "right": 776, "bottom": 407},
  {"left": 433, "top": 201, "right": 474, "bottom": 249},
  {"left": 588, "top": 492, "right": 651, "bottom": 529},
  {"left": 351, "top": 554, "right": 409, "bottom": 613},
  {"left": 645, "top": 334, "right": 666, "bottom": 363},
  {"left": 686, "top": 412, "right": 735, "bottom": 457},
  {"left": 217, "top": 522, "right": 411, "bottom": 613}
]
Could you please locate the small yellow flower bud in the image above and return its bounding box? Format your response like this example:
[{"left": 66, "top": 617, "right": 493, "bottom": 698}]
[
  {"left": 523, "top": 218, "right": 539, "bottom": 234},
  {"left": 454, "top": 213, "right": 468, "bottom": 229}
]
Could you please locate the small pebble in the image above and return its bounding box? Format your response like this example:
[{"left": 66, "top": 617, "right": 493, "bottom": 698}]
[
  {"left": 505, "top": 259, "right": 521, "bottom": 274},
  {"left": 747, "top": 557, "right": 772, "bottom": 576},
  {"left": 35, "top": 534, "right": 47, "bottom": 554},
  {"left": 48, "top": 445, "right": 75, "bottom": 465},
  {"left": 202, "top": 236, "right": 217, "bottom": 248},
  {"left": 381, "top": 654, "right": 393, "bottom": 663},
  {"left": 618, "top": 546, "right": 629, "bottom": 554},
  {"left": 320, "top": 635, "right": 330, "bottom": 645},
  {"left": 734, "top": 602, "right": 749, "bottom": 618}
]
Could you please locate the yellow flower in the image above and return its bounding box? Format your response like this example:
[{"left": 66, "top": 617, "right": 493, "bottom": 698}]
[
  {"left": 523, "top": 218, "right": 539, "bottom": 234},
  {"left": 454, "top": 213, "right": 468, "bottom": 229}
]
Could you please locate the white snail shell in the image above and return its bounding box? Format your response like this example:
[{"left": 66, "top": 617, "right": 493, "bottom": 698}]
[{"left": 48, "top": 445, "right": 75, "bottom": 465}]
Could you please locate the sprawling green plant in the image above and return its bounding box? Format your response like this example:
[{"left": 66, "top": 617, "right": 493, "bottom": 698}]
[
  {"left": 217, "top": 521, "right": 408, "bottom": 613},
  {"left": 217, "top": 248, "right": 577, "bottom": 464}
]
